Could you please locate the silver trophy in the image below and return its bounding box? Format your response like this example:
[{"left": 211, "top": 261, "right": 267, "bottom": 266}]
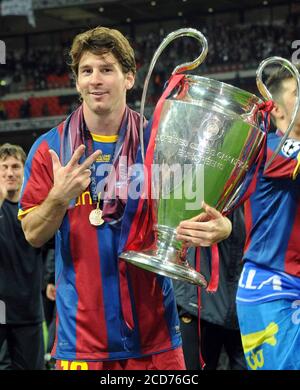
[{"left": 120, "top": 28, "right": 300, "bottom": 287}]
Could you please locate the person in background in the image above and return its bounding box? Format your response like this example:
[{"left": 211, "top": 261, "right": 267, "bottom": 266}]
[
  {"left": 42, "top": 246, "right": 56, "bottom": 369},
  {"left": 0, "top": 143, "right": 44, "bottom": 370},
  {"left": 236, "top": 67, "right": 300, "bottom": 370},
  {"left": 174, "top": 207, "right": 246, "bottom": 370}
]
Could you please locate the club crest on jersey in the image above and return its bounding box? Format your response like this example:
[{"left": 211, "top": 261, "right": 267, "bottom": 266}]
[{"left": 281, "top": 139, "right": 300, "bottom": 157}]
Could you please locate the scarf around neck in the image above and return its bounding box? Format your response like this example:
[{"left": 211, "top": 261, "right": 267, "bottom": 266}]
[{"left": 59, "top": 104, "right": 141, "bottom": 223}]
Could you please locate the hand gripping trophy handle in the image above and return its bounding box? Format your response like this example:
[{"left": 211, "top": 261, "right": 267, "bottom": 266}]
[
  {"left": 139, "top": 28, "right": 208, "bottom": 161},
  {"left": 256, "top": 56, "right": 300, "bottom": 169}
]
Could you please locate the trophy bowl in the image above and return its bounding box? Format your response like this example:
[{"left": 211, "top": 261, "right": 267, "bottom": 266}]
[{"left": 120, "top": 29, "right": 300, "bottom": 287}]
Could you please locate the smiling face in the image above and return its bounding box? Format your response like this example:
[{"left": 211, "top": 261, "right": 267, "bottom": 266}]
[
  {"left": 76, "top": 51, "right": 135, "bottom": 120},
  {"left": 0, "top": 155, "right": 24, "bottom": 197}
]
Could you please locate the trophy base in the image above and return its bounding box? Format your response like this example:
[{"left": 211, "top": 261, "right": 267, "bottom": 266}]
[{"left": 120, "top": 250, "right": 207, "bottom": 288}]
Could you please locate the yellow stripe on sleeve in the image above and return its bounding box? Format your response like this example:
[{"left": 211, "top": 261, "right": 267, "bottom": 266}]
[{"left": 18, "top": 206, "right": 38, "bottom": 220}]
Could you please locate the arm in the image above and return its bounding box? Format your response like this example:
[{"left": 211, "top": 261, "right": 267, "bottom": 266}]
[
  {"left": 21, "top": 190, "right": 69, "bottom": 247},
  {"left": 22, "top": 145, "right": 100, "bottom": 248},
  {"left": 44, "top": 248, "right": 56, "bottom": 301},
  {"left": 44, "top": 247, "right": 55, "bottom": 285},
  {"left": 263, "top": 137, "right": 300, "bottom": 181},
  {"left": 176, "top": 201, "right": 232, "bottom": 247}
]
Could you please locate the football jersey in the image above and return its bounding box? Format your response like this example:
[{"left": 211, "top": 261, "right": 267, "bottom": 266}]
[
  {"left": 237, "top": 132, "right": 300, "bottom": 370},
  {"left": 91, "top": 133, "right": 118, "bottom": 194},
  {"left": 19, "top": 118, "right": 181, "bottom": 361},
  {"left": 237, "top": 261, "right": 300, "bottom": 305},
  {"left": 243, "top": 131, "right": 300, "bottom": 277}
]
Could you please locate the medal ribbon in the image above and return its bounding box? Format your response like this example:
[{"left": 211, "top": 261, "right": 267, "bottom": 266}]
[{"left": 82, "top": 114, "right": 128, "bottom": 206}]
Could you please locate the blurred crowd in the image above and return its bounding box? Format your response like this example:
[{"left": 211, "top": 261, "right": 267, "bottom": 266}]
[{"left": 0, "top": 21, "right": 298, "bottom": 120}]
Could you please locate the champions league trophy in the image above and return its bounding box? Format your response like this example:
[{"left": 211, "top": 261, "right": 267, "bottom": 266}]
[{"left": 120, "top": 28, "right": 300, "bottom": 287}]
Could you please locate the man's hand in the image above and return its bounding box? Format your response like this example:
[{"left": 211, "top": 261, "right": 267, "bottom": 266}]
[
  {"left": 21, "top": 145, "right": 101, "bottom": 248},
  {"left": 46, "top": 283, "right": 56, "bottom": 301},
  {"left": 49, "top": 144, "right": 101, "bottom": 206},
  {"left": 176, "top": 201, "right": 232, "bottom": 247}
]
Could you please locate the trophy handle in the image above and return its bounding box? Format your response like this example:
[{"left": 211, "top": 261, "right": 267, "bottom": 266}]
[
  {"left": 139, "top": 28, "right": 208, "bottom": 161},
  {"left": 256, "top": 56, "right": 300, "bottom": 169}
]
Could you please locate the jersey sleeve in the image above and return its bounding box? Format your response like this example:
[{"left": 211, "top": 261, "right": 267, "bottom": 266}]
[
  {"left": 263, "top": 136, "right": 300, "bottom": 182},
  {"left": 18, "top": 129, "right": 60, "bottom": 219}
]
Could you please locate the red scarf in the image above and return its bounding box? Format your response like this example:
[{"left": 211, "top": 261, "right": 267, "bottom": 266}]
[{"left": 60, "top": 105, "right": 141, "bottom": 221}]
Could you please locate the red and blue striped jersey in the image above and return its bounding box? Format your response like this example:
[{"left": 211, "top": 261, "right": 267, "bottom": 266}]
[
  {"left": 19, "top": 123, "right": 181, "bottom": 361},
  {"left": 244, "top": 131, "right": 300, "bottom": 277}
]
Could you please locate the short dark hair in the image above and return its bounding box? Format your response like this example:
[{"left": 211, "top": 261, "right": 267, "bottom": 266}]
[
  {"left": 69, "top": 26, "right": 136, "bottom": 79},
  {"left": 0, "top": 143, "right": 26, "bottom": 165},
  {"left": 266, "top": 66, "right": 295, "bottom": 104}
]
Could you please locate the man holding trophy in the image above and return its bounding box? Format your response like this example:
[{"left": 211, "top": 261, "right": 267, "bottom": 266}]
[
  {"left": 18, "top": 26, "right": 231, "bottom": 370},
  {"left": 236, "top": 66, "right": 300, "bottom": 370}
]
